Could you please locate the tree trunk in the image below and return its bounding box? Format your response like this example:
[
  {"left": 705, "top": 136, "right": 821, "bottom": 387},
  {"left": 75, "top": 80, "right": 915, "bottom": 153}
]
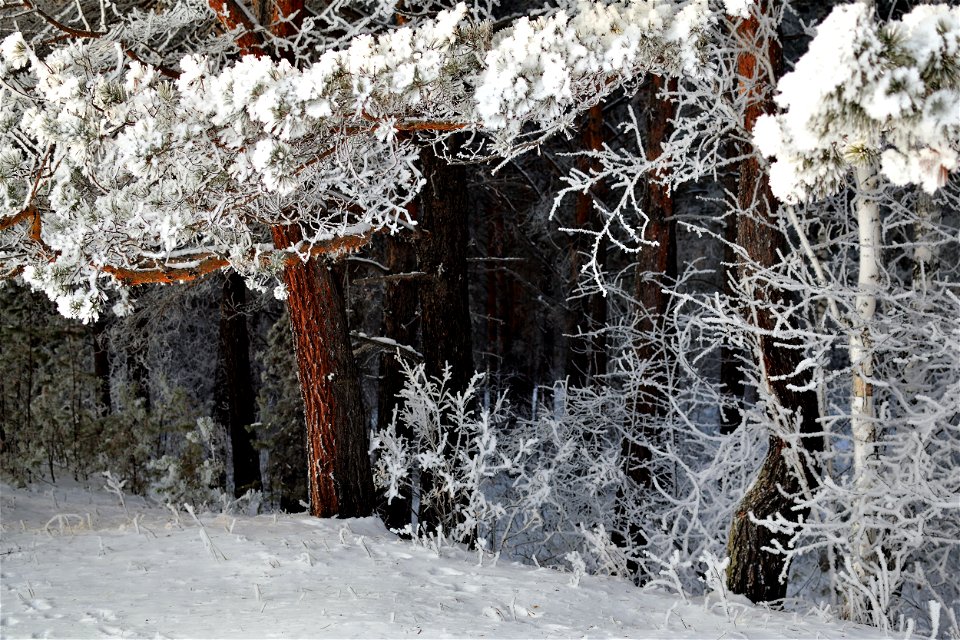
[
  {"left": 378, "top": 221, "right": 420, "bottom": 531},
  {"left": 272, "top": 224, "right": 375, "bottom": 518},
  {"left": 617, "top": 77, "right": 678, "bottom": 576},
  {"left": 412, "top": 139, "right": 473, "bottom": 532},
  {"left": 125, "top": 309, "right": 151, "bottom": 494},
  {"left": 214, "top": 272, "right": 263, "bottom": 498},
  {"left": 912, "top": 192, "right": 940, "bottom": 297},
  {"left": 844, "top": 159, "right": 882, "bottom": 597},
  {"left": 92, "top": 320, "right": 111, "bottom": 417},
  {"left": 726, "top": 3, "right": 823, "bottom": 604},
  {"left": 415, "top": 140, "right": 473, "bottom": 389},
  {"left": 850, "top": 162, "right": 880, "bottom": 504},
  {"left": 632, "top": 76, "right": 678, "bottom": 416},
  {"left": 206, "top": 0, "right": 373, "bottom": 518},
  {"left": 566, "top": 104, "right": 608, "bottom": 385}
]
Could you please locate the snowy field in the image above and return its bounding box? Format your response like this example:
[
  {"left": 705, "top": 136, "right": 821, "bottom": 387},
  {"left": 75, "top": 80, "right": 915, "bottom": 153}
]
[{"left": 1, "top": 481, "right": 884, "bottom": 639}]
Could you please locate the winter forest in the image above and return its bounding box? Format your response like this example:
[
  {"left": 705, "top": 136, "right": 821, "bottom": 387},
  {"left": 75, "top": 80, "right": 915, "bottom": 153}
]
[{"left": 1, "top": 0, "right": 959, "bottom": 636}]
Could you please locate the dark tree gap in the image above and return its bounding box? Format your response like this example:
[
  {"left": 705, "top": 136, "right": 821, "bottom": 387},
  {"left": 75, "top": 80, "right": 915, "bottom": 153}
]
[
  {"left": 720, "top": 145, "right": 747, "bottom": 436},
  {"left": 92, "top": 320, "right": 111, "bottom": 418},
  {"left": 213, "top": 272, "right": 263, "bottom": 498},
  {"left": 415, "top": 139, "right": 474, "bottom": 390},
  {"left": 378, "top": 207, "right": 420, "bottom": 532},
  {"left": 412, "top": 138, "right": 474, "bottom": 533}
]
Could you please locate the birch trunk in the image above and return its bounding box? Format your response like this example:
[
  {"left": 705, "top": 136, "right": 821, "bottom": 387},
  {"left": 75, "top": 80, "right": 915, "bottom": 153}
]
[
  {"left": 844, "top": 161, "right": 882, "bottom": 593},
  {"left": 850, "top": 163, "right": 880, "bottom": 506}
]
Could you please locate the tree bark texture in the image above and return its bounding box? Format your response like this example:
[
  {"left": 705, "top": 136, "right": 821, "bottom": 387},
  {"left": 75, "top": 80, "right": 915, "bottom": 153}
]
[
  {"left": 378, "top": 217, "right": 420, "bottom": 531},
  {"left": 415, "top": 140, "right": 474, "bottom": 390},
  {"left": 209, "top": 0, "right": 373, "bottom": 517},
  {"left": 632, "top": 76, "right": 678, "bottom": 418},
  {"left": 726, "top": 4, "right": 824, "bottom": 604},
  {"left": 412, "top": 140, "right": 474, "bottom": 533},
  {"left": 566, "top": 104, "right": 608, "bottom": 385},
  {"left": 272, "top": 224, "right": 375, "bottom": 518},
  {"left": 213, "top": 272, "right": 263, "bottom": 498}
]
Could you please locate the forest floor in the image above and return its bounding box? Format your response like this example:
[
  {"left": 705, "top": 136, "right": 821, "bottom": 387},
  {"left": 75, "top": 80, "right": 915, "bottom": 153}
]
[{"left": 0, "top": 480, "right": 885, "bottom": 639}]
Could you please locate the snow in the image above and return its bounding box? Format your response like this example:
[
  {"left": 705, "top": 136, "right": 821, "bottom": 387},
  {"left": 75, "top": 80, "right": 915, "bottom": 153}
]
[
  {"left": 722, "top": 0, "right": 753, "bottom": 19},
  {"left": 755, "top": 2, "right": 960, "bottom": 203},
  {"left": 1, "top": 480, "right": 885, "bottom": 639}
]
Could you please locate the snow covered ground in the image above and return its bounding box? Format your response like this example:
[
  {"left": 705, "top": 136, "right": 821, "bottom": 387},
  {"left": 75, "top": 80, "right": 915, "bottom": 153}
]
[{"left": 1, "top": 480, "right": 885, "bottom": 639}]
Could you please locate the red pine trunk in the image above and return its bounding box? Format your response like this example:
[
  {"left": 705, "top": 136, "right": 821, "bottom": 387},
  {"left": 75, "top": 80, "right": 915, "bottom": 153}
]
[
  {"left": 272, "top": 225, "right": 374, "bottom": 518},
  {"left": 566, "top": 104, "right": 608, "bottom": 384},
  {"left": 725, "top": 4, "right": 823, "bottom": 603}
]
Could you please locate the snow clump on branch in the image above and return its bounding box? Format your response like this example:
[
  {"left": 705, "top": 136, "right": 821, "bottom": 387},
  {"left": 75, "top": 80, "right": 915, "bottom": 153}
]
[
  {"left": 0, "top": 0, "right": 711, "bottom": 320},
  {"left": 753, "top": 3, "right": 960, "bottom": 203}
]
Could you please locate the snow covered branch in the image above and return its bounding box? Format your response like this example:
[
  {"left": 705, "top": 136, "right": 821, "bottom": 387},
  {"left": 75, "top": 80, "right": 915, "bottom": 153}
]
[
  {"left": 754, "top": 3, "right": 960, "bottom": 203},
  {"left": 0, "top": 0, "right": 714, "bottom": 320}
]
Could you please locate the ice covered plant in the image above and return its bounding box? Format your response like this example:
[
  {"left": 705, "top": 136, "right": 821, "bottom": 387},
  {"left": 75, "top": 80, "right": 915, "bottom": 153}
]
[
  {"left": 0, "top": 0, "right": 713, "bottom": 523},
  {"left": 745, "top": 4, "right": 960, "bottom": 631},
  {"left": 101, "top": 470, "right": 128, "bottom": 515},
  {"left": 148, "top": 417, "right": 225, "bottom": 509}
]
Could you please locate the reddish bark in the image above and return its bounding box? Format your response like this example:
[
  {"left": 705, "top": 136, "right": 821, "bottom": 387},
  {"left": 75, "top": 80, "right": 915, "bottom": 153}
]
[
  {"left": 272, "top": 225, "right": 374, "bottom": 518},
  {"left": 203, "top": 0, "right": 374, "bottom": 518},
  {"left": 625, "top": 74, "right": 678, "bottom": 479},
  {"left": 726, "top": 4, "right": 823, "bottom": 604},
  {"left": 633, "top": 76, "right": 678, "bottom": 409},
  {"left": 206, "top": 0, "right": 266, "bottom": 57},
  {"left": 566, "top": 104, "right": 608, "bottom": 384},
  {"left": 103, "top": 233, "right": 373, "bottom": 286}
]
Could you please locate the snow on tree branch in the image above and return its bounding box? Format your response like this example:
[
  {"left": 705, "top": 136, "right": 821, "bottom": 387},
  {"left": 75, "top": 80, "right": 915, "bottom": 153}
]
[
  {"left": 753, "top": 3, "right": 960, "bottom": 203},
  {"left": 0, "top": 0, "right": 711, "bottom": 320}
]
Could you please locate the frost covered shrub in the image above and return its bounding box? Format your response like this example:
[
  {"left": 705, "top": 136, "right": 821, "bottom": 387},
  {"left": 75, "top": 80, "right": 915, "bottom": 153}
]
[
  {"left": 148, "top": 416, "right": 225, "bottom": 508},
  {"left": 371, "top": 310, "right": 758, "bottom": 590},
  {"left": 149, "top": 416, "right": 226, "bottom": 508},
  {"left": 753, "top": 181, "right": 960, "bottom": 636},
  {"left": 372, "top": 361, "right": 525, "bottom": 542}
]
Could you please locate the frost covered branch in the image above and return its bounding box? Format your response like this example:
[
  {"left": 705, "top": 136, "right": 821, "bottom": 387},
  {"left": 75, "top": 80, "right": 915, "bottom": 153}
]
[{"left": 0, "top": 0, "right": 713, "bottom": 320}]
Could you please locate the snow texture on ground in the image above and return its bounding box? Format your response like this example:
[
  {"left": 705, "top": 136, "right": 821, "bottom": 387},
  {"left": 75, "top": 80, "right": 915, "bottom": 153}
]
[{"left": 1, "top": 481, "right": 885, "bottom": 639}]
